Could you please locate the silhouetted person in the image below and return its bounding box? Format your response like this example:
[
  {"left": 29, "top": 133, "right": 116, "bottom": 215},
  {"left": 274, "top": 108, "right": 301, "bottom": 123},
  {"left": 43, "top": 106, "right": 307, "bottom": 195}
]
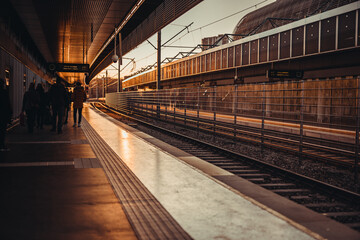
[
  {"left": 64, "top": 88, "right": 71, "bottom": 124},
  {"left": 0, "top": 78, "right": 12, "bottom": 151},
  {"left": 72, "top": 81, "right": 86, "bottom": 127},
  {"left": 36, "top": 83, "right": 46, "bottom": 129},
  {"left": 43, "top": 90, "right": 51, "bottom": 125},
  {"left": 49, "top": 77, "right": 66, "bottom": 134},
  {"left": 22, "top": 83, "right": 39, "bottom": 133}
]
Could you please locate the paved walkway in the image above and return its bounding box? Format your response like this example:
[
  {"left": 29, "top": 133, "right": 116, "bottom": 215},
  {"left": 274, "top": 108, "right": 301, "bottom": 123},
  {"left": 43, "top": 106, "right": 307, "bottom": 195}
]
[{"left": 0, "top": 112, "right": 137, "bottom": 240}]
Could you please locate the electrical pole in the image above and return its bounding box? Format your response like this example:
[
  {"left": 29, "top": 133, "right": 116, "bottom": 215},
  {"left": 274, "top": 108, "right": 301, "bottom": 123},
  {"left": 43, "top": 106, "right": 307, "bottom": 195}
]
[
  {"left": 118, "top": 32, "right": 122, "bottom": 92},
  {"left": 157, "top": 30, "right": 161, "bottom": 90},
  {"left": 105, "top": 70, "right": 108, "bottom": 96}
]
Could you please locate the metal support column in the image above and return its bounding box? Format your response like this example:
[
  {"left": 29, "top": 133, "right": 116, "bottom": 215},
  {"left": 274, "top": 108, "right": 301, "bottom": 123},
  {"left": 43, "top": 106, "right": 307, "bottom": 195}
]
[
  {"left": 96, "top": 80, "right": 98, "bottom": 99},
  {"left": 118, "top": 33, "right": 122, "bottom": 92},
  {"left": 157, "top": 90, "right": 160, "bottom": 119},
  {"left": 105, "top": 70, "right": 108, "bottom": 97},
  {"left": 197, "top": 86, "right": 200, "bottom": 137},
  {"left": 157, "top": 31, "right": 161, "bottom": 117},
  {"left": 157, "top": 31, "right": 161, "bottom": 90},
  {"left": 165, "top": 102, "right": 168, "bottom": 120},
  {"left": 213, "top": 86, "right": 217, "bottom": 140},
  {"left": 234, "top": 85, "right": 238, "bottom": 142},
  {"left": 184, "top": 89, "right": 187, "bottom": 125},
  {"left": 103, "top": 76, "right": 105, "bottom": 99},
  {"left": 174, "top": 90, "right": 176, "bottom": 125}
]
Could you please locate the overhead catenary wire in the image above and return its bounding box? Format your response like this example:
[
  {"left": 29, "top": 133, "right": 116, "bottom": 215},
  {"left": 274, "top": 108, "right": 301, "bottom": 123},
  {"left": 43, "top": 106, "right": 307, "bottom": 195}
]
[
  {"left": 166, "top": 0, "right": 274, "bottom": 46},
  {"left": 99, "top": 0, "right": 275, "bottom": 78},
  {"left": 192, "top": 0, "right": 271, "bottom": 32}
]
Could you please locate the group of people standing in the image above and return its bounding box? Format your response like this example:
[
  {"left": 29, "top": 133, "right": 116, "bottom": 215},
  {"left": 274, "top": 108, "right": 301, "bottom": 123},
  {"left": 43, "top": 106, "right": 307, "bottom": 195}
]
[
  {"left": 21, "top": 82, "right": 47, "bottom": 132},
  {"left": 0, "top": 76, "right": 86, "bottom": 151},
  {"left": 22, "top": 77, "right": 86, "bottom": 134}
]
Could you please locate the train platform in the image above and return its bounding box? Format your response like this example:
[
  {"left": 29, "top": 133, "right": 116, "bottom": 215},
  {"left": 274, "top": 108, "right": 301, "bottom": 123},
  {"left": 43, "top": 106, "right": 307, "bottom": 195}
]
[{"left": 1, "top": 105, "right": 359, "bottom": 240}]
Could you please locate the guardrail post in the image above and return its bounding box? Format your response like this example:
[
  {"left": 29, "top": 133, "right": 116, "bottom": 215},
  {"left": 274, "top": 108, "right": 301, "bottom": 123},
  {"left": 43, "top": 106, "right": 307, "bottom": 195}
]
[
  {"left": 142, "top": 93, "right": 144, "bottom": 116},
  {"left": 165, "top": 92, "right": 167, "bottom": 121},
  {"left": 197, "top": 86, "right": 200, "bottom": 137},
  {"left": 146, "top": 94, "right": 149, "bottom": 117},
  {"left": 261, "top": 83, "right": 265, "bottom": 155},
  {"left": 234, "top": 85, "right": 238, "bottom": 143},
  {"left": 174, "top": 94, "right": 176, "bottom": 125},
  {"left": 355, "top": 77, "right": 360, "bottom": 188},
  {"left": 213, "top": 86, "right": 217, "bottom": 141},
  {"left": 145, "top": 98, "right": 147, "bottom": 117},
  {"left": 299, "top": 80, "right": 304, "bottom": 165},
  {"left": 157, "top": 30, "right": 161, "bottom": 90},
  {"left": 184, "top": 89, "right": 187, "bottom": 125},
  {"left": 96, "top": 80, "right": 99, "bottom": 99},
  {"left": 157, "top": 90, "right": 160, "bottom": 119}
]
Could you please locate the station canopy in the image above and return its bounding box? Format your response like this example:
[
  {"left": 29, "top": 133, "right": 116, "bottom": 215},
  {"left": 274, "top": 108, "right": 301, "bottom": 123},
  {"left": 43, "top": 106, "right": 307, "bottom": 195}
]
[{"left": 6, "top": 0, "right": 203, "bottom": 84}]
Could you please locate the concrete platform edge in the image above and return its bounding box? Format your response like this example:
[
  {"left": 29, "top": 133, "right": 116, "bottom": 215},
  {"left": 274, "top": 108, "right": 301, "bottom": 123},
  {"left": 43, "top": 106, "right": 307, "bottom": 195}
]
[{"left": 88, "top": 106, "right": 325, "bottom": 240}]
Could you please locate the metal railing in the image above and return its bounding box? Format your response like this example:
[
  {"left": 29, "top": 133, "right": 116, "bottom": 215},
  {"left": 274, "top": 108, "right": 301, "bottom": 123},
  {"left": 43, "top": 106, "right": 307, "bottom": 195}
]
[{"left": 106, "top": 77, "right": 360, "bottom": 184}]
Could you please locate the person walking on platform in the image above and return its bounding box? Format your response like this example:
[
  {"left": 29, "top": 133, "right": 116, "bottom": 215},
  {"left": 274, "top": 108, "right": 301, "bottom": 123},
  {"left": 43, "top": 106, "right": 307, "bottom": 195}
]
[
  {"left": 0, "top": 78, "right": 12, "bottom": 151},
  {"left": 72, "top": 81, "right": 86, "bottom": 127},
  {"left": 48, "top": 77, "right": 67, "bottom": 134},
  {"left": 64, "top": 88, "right": 71, "bottom": 124},
  {"left": 35, "top": 83, "right": 46, "bottom": 129},
  {"left": 22, "top": 83, "right": 39, "bottom": 133}
]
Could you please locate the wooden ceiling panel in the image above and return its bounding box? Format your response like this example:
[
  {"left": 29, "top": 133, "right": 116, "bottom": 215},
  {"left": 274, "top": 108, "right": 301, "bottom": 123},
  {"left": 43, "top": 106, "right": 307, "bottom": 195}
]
[
  {"left": 10, "top": 0, "right": 138, "bottom": 84},
  {"left": 9, "top": 0, "right": 203, "bottom": 84}
]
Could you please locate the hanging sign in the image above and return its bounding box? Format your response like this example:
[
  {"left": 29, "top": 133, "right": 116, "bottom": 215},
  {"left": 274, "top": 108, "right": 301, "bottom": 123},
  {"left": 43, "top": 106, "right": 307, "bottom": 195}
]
[
  {"left": 267, "top": 70, "right": 303, "bottom": 79},
  {"left": 48, "top": 63, "right": 89, "bottom": 73}
]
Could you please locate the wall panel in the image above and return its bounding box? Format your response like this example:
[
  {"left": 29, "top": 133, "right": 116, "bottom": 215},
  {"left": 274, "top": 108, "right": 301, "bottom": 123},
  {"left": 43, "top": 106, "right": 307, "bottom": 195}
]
[
  {"left": 306, "top": 22, "right": 319, "bottom": 54},
  {"left": 242, "top": 42, "right": 249, "bottom": 65},
  {"left": 338, "top": 11, "right": 356, "bottom": 49},
  {"left": 250, "top": 40, "right": 258, "bottom": 64},
  {"left": 280, "top": 31, "right": 290, "bottom": 59},
  {"left": 292, "top": 27, "right": 304, "bottom": 57},
  {"left": 321, "top": 17, "right": 336, "bottom": 52},
  {"left": 269, "top": 34, "right": 279, "bottom": 60}
]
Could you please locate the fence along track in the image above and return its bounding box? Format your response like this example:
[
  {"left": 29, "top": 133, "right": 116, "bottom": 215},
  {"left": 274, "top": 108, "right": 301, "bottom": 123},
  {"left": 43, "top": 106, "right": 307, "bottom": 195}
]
[
  {"left": 105, "top": 78, "right": 360, "bottom": 173},
  {"left": 127, "top": 102, "right": 357, "bottom": 170}
]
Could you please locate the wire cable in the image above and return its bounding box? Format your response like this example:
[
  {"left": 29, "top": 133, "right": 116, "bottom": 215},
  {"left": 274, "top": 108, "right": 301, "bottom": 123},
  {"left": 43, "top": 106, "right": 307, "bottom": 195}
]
[{"left": 167, "top": 0, "right": 273, "bottom": 46}]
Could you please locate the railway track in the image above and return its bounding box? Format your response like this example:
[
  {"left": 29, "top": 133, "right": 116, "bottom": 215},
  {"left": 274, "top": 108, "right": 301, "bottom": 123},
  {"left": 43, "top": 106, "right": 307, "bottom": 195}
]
[
  {"left": 129, "top": 104, "right": 358, "bottom": 169},
  {"left": 92, "top": 102, "right": 360, "bottom": 232}
]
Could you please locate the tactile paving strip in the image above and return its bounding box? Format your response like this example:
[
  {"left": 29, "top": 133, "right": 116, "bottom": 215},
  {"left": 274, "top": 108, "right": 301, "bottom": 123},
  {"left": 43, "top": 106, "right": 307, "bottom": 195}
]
[{"left": 81, "top": 119, "right": 192, "bottom": 240}]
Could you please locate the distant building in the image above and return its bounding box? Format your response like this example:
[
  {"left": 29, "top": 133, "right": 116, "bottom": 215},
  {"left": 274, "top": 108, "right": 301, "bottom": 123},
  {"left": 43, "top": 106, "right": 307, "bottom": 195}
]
[
  {"left": 201, "top": 34, "right": 229, "bottom": 50},
  {"left": 232, "top": 0, "right": 357, "bottom": 40}
]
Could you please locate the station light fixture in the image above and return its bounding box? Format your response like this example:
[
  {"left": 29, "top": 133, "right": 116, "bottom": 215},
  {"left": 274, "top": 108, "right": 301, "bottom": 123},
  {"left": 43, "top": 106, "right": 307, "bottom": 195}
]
[
  {"left": 91, "top": 0, "right": 145, "bottom": 66},
  {"left": 112, "top": 28, "right": 119, "bottom": 63}
]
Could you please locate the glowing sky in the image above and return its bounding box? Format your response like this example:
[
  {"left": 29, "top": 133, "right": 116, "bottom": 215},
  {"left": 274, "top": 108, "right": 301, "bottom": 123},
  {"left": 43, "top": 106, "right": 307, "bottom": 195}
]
[{"left": 98, "top": 0, "right": 276, "bottom": 80}]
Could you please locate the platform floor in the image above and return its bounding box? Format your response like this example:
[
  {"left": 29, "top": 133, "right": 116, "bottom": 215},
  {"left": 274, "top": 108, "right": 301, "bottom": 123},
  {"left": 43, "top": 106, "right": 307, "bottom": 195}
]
[
  {"left": 0, "top": 112, "right": 137, "bottom": 240},
  {"left": 81, "top": 105, "right": 318, "bottom": 240},
  {"left": 1, "top": 105, "right": 356, "bottom": 239}
]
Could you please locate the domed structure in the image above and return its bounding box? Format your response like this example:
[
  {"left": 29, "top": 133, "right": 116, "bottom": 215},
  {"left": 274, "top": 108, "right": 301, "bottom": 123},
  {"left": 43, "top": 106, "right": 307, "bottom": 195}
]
[{"left": 233, "top": 0, "right": 357, "bottom": 39}]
